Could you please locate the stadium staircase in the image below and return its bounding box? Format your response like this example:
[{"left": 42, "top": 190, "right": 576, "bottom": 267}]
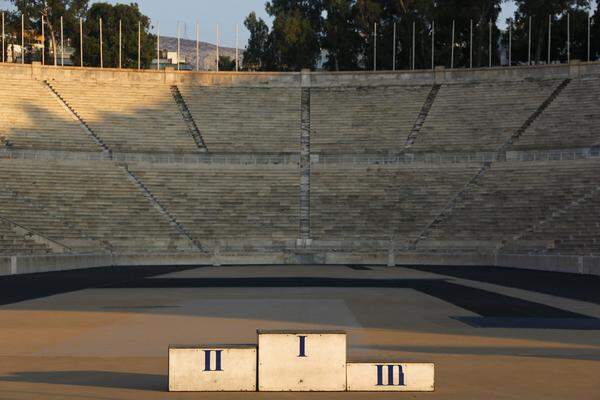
[
  {"left": 405, "top": 84, "right": 441, "bottom": 149},
  {"left": 121, "top": 164, "right": 206, "bottom": 253},
  {"left": 299, "top": 88, "right": 311, "bottom": 242},
  {"left": 0, "top": 215, "right": 65, "bottom": 255},
  {"left": 170, "top": 85, "right": 208, "bottom": 151},
  {"left": 43, "top": 80, "right": 113, "bottom": 156},
  {"left": 498, "top": 79, "right": 572, "bottom": 155}
]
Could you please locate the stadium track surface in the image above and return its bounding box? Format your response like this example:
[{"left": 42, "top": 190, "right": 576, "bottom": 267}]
[{"left": 0, "top": 264, "right": 599, "bottom": 399}]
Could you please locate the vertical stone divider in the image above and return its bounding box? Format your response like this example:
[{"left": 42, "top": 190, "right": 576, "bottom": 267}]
[{"left": 299, "top": 70, "right": 311, "bottom": 245}]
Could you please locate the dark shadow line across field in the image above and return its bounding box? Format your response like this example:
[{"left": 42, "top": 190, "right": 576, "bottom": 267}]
[
  {"left": 103, "top": 277, "right": 596, "bottom": 322},
  {"left": 351, "top": 344, "right": 600, "bottom": 361},
  {"left": 404, "top": 265, "right": 600, "bottom": 304},
  {"left": 0, "top": 265, "right": 200, "bottom": 306}
]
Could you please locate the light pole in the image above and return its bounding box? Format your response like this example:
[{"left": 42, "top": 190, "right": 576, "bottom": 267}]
[
  {"left": 60, "top": 16, "right": 64, "bottom": 66},
  {"left": 99, "top": 17, "right": 103, "bottom": 68},
  {"left": 393, "top": 22, "right": 397, "bottom": 71}
]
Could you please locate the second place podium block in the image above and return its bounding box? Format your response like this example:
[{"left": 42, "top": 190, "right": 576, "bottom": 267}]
[{"left": 169, "top": 345, "right": 257, "bottom": 392}]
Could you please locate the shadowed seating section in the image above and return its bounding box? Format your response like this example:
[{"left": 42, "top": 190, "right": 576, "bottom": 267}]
[
  {"left": 0, "top": 159, "right": 193, "bottom": 253},
  {"left": 178, "top": 86, "right": 300, "bottom": 153},
  {"left": 411, "top": 80, "right": 560, "bottom": 152},
  {"left": 0, "top": 79, "right": 97, "bottom": 151},
  {"left": 418, "top": 159, "right": 600, "bottom": 253},
  {"left": 129, "top": 163, "right": 300, "bottom": 242},
  {"left": 48, "top": 81, "right": 199, "bottom": 153},
  {"left": 310, "top": 86, "right": 431, "bottom": 153},
  {"left": 515, "top": 78, "right": 600, "bottom": 150},
  {"left": 0, "top": 219, "right": 51, "bottom": 256},
  {"left": 310, "top": 164, "right": 480, "bottom": 242},
  {"left": 516, "top": 189, "right": 600, "bottom": 255}
]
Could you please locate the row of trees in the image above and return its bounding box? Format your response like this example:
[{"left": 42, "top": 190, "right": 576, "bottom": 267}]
[
  {"left": 2, "top": 1, "right": 599, "bottom": 71},
  {"left": 243, "top": 0, "right": 600, "bottom": 71},
  {"left": 1, "top": 1, "right": 156, "bottom": 68}
]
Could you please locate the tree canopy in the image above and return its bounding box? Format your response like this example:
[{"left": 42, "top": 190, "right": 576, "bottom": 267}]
[
  {"left": 243, "top": 0, "right": 598, "bottom": 71},
  {"left": 3, "top": 1, "right": 155, "bottom": 67},
  {"left": 72, "top": 2, "right": 155, "bottom": 68}
]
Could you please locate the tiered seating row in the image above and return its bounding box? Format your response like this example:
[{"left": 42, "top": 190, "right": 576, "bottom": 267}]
[
  {"left": 49, "top": 81, "right": 199, "bottom": 154},
  {"left": 310, "top": 86, "right": 431, "bottom": 153},
  {"left": 130, "top": 164, "right": 300, "bottom": 241},
  {"left": 517, "top": 188, "right": 600, "bottom": 255},
  {"left": 0, "top": 219, "right": 51, "bottom": 256},
  {"left": 0, "top": 79, "right": 98, "bottom": 151},
  {"left": 310, "top": 164, "right": 480, "bottom": 242},
  {"left": 516, "top": 78, "right": 600, "bottom": 150},
  {"left": 412, "top": 80, "right": 560, "bottom": 152},
  {"left": 0, "top": 159, "right": 192, "bottom": 253},
  {"left": 178, "top": 86, "right": 301, "bottom": 153},
  {"left": 420, "top": 159, "right": 600, "bottom": 252}
]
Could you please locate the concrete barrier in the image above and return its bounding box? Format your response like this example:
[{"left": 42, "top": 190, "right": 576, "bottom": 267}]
[
  {"left": 168, "top": 345, "right": 257, "bottom": 392},
  {"left": 257, "top": 330, "right": 346, "bottom": 391},
  {"left": 8, "top": 254, "right": 112, "bottom": 275},
  {"left": 0, "top": 257, "right": 11, "bottom": 276},
  {"left": 346, "top": 363, "right": 435, "bottom": 392}
]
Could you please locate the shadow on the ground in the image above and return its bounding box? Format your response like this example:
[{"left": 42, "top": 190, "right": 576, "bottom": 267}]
[
  {"left": 405, "top": 265, "right": 600, "bottom": 304},
  {"left": 0, "top": 370, "right": 165, "bottom": 391},
  {"left": 351, "top": 344, "right": 600, "bottom": 361}
]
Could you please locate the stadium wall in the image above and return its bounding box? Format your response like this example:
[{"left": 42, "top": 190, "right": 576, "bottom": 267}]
[
  {"left": 2, "top": 62, "right": 600, "bottom": 277},
  {"left": 1, "top": 60, "right": 600, "bottom": 87},
  {"left": 1, "top": 252, "right": 599, "bottom": 277}
]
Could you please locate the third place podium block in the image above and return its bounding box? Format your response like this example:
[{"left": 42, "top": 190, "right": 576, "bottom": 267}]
[
  {"left": 168, "top": 345, "right": 257, "bottom": 392},
  {"left": 346, "top": 363, "right": 435, "bottom": 391},
  {"left": 258, "top": 330, "right": 347, "bottom": 391}
]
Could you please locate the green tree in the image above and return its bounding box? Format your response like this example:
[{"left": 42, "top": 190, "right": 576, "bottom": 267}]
[
  {"left": 509, "top": 0, "right": 589, "bottom": 64},
  {"left": 72, "top": 2, "right": 155, "bottom": 68},
  {"left": 243, "top": 11, "right": 274, "bottom": 71},
  {"left": 218, "top": 55, "right": 236, "bottom": 71},
  {"left": 266, "top": 0, "right": 324, "bottom": 70},
  {"left": 322, "top": 0, "right": 361, "bottom": 70},
  {"left": 9, "top": 0, "right": 89, "bottom": 64},
  {"left": 429, "top": 0, "right": 504, "bottom": 69}
]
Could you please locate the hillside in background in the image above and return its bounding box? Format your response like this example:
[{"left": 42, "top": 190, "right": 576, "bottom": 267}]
[{"left": 161, "top": 37, "right": 241, "bottom": 70}]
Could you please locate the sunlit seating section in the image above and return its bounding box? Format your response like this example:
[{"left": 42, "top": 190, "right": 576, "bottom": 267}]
[
  {"left": 0, "top": 159, "right": 193, "bottom": 253},
  {"left": 420, "top": 159, "right": 600, "bottom": 252},
  {"left": 310, "top": 163, "right": 480, "bottom": 242},
  {"left": 178, "top": 86, "right": 300, "bottom": 153},
  {"left": 130, "top": 164, "right": 300, "bottom": 241},
  {"left": 516, "top": 77, "right": 600, "bottom": 150},
  {"left": 49, "top": 81, "right": 198, "bottom": 153},
  {"left": 411, "top": 80, "right": 559, "bottom": 152},
  {"left": 0, "top": 219, "right": 52, "bottom": 256},
  {"left": 0, "top": 79, "right": 98, "bottom": 151},
  {"left": 310, "top": 85, "right": 431, "bottom": 153}
]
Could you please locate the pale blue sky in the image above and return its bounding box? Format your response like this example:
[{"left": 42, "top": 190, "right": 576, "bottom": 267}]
[{"left": 0, "top": 1, "right": 597, "bottom": 47}]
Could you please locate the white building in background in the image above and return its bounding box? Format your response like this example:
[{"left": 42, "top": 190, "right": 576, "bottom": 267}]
[
  {"left": 151, "top": 50, "right": 191, "bottom": 70},
  {"left": 6, "top": 44, "right": 23, "bottom": 63}
]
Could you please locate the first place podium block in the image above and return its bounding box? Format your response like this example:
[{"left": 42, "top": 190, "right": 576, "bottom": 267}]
[
  {"left": 258, "top": 330, "right": 347, "bottom": 391},
  {"left": 346, "top": 363, "right": 435, "bottom": 392},
  {"left": 169, "top": 345, "right": 257, "bottom": 392}
]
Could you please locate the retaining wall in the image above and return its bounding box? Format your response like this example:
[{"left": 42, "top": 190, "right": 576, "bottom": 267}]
[
  {"left": 1, "top": 251, "right": 598, "bottom": 277},
  {"left": 1, "top": 61, "right": 600, "bottom": 87}
]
